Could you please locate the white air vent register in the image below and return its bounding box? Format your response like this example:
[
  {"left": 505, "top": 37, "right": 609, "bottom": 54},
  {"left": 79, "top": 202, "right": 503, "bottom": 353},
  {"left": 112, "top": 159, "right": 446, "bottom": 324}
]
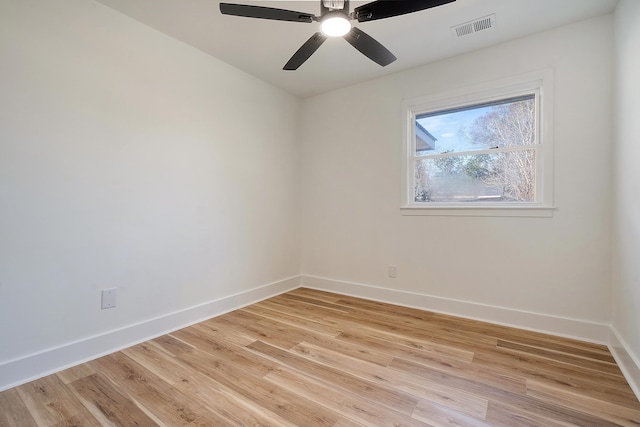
[{"left": 451, "top": 14, "right": 496, "bottom": 38}]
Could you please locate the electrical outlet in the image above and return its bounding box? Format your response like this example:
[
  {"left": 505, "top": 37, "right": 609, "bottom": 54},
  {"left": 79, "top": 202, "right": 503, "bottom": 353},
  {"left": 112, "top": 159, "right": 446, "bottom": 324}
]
[
  {"left": 101, "top": 288, "right": 117, "bottom": 309},
  {"left": 388, "top": 265, "right": 397, "bottom": 278}
]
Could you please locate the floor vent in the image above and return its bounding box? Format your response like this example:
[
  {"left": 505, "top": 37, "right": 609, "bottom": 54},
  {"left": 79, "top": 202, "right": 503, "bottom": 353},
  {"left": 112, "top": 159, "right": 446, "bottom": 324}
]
[{"left": 451, "top": 14, "right": 496, "bottom": 38}]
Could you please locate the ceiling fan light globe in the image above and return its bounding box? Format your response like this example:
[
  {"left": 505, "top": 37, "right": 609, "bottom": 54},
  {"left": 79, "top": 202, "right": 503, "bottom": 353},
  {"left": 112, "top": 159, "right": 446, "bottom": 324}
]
[{"left": 321, "top": 15, "right": 351, "bottom": 37}]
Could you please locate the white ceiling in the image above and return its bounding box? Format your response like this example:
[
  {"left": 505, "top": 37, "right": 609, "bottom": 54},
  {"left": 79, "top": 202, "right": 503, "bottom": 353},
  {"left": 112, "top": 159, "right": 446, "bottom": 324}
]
[{"left": 95, "top": 0, "right": 617, "bottom": 98}]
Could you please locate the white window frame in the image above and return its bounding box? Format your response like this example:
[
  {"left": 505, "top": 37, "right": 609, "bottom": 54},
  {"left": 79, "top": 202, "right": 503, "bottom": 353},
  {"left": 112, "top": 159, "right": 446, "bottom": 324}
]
[{"left": 401, "top": 69, "right": 555, "bottom": 217}]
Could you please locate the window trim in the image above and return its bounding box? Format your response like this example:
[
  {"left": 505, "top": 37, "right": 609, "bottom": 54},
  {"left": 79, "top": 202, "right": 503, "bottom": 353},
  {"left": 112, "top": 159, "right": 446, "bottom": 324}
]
[{"left": 401, "top": 69, "right": 555, "bottom": 217}]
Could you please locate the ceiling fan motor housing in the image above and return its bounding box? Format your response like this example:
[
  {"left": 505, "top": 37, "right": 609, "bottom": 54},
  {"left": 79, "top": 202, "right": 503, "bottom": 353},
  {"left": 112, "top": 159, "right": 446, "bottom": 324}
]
[{"left": 323, "top": 0, "right": 346, "bottom": 11}]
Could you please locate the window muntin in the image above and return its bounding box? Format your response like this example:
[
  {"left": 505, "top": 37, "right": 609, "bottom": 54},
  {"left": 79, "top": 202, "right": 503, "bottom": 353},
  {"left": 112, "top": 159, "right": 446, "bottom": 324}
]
[
  {"left": 412, "top": 94, "right": 538, "bottom": 204},
  {"left": 415, "top": 95, "right": 536, "bottom": 155}
]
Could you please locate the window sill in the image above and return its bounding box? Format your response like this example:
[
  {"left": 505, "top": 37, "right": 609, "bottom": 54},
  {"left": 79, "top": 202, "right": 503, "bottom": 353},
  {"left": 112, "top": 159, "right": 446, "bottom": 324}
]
[{"left": 400, "top": 205, "right": 555, "bottom": 217}]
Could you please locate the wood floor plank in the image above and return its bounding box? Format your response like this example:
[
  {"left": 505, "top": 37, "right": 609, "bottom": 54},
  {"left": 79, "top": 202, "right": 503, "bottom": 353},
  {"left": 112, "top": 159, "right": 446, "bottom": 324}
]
[
  {"left": 338, "top": 327, "right": 476, "bottom": 365},
  {"left": 289, "top": 341, "right": 489, "bottom": 419},
  {"left": 0, "top": 388, "right": 37, "bottom": 427},
  {"left": 1, "top": 288, "right": 638, "bottom": 426},
  {"left": 526, "top": 379, "right": 640, "bottom": 426},
  {"left": 472, "top": 345, "right": 636, "bottom": 397},
  {"left": 247, "top": 339, "right": 420, "bottom": 416},
  {"left": 16, "top": 374, "right": 98, "bottom": 426},
  {"left": 264, "top": 367, "right": 429, "bottom": 427},
  {"left": 297, "top": 331, "right": 396, "bottom": 367},
  {"left": 496, "top": 339, "right": 623, "bottom": 375},
  {"left": 412, "top": 398, "right": 493, "bottom": 427},
  {"left": 486, "top": 386, "right": 623, "bottom": 427},
  {"left": 236, "top": 305, "right": 397, "bottom": 368},
  {"left": 485, "top": 330, "right": 614, "bottom": 363},
  {"left": 50, "top": 410, "right": 103, "bottom": 427},
  {"left": 276, "top": 297, "right": 500, "bottom": 352},
  {"left": 123, "top": 341, "right": 299, "bottom": 426},
  {"left": 385, "top": 355, "right": 620, "bottom": 426},
  {"left": 191, "top": 321, "right": 257, "bottom": 348},
  {"left": 241, "top": 303, "right": 343, "bottom": 337},
  {"left": 121, "top": 341, "right": 193, "bottom": 386},
  {"left": 91, "top": 352, "right": 218, "bottom": 426},
  {"left": 170, "top": 326, "right": 277, "bottom": 378},
  {"left": 278, "top": 293, "right": 356, "bottom": 313},
  {"left": 187, "top": 384, "right": 301, "bottom": 427},
  {"left": 70, "top": 373, "right": 157, "bottom": 426},
  {"left": 256, "top": 298, "right": 353, "bottom": 330},
  {"left": 432, "top": 312, "right": 613, "bottom": 357},
  {"left": 333, "top": 296, "right": 436, "bottom": 323},
  {"left": 201, "top": 312, "right": 303, "bottom": 350},
  {"left": 279, "top": 293, "right": 501, "bottom": 351},
  {"left": 388, "top": 356, "right": 527, "bottom": 398},
  {"left": 178, "top": 347, "right": 340, "bottom": 426},
  {"left": 151, "top": 333, "right": 196, "bottom": 357},
  {"left": 484, "top": 401, "right": 573, "bottom": 427},
  {"left": 406, "top": 312, "right": 605, "bottom": 359},
  {"left": 55, "top": 364, "right": 96, "bottom": 386}
]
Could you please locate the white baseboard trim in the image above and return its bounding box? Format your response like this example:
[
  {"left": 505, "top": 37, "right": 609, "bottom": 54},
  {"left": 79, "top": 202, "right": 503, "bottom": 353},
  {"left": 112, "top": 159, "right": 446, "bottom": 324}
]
[
  {"left": 0, "top": 275, "right": 301, "bottom": 392},
  {"left": 301, "top": 275, "right": 611, "bottom": 344},
  {"left": 609, "top": 327, "right": 640, "bottom": 400}
]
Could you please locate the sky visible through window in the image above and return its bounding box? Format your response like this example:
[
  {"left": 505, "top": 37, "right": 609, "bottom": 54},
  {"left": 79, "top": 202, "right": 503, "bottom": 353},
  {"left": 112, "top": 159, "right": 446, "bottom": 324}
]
[{"left": 417, "top": 105, "right": 493, "bottom": 154}]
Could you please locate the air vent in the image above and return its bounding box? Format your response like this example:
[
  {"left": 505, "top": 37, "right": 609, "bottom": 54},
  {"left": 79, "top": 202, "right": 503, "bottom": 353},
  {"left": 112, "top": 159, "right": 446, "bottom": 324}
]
[{"left": 451, "top": 14, "right": 496, "bottom": 38}]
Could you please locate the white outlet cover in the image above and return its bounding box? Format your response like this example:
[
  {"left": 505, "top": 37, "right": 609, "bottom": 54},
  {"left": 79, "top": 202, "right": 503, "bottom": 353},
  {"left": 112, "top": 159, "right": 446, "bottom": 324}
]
[
  {"left": 101, "top": 288, "right": 117, "bottom": 309},
  {"left": 388, "top": 265, "right": 397, "bottom": 278}
]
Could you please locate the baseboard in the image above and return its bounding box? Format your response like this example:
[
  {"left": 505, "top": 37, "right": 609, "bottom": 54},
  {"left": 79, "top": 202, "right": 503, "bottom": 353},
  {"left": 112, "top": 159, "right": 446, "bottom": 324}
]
[
  {"left": 0, "top": 275, "right": 301, "bottom": 392},
  {"left": 609, "top": 327, "right": 640, "bottom": 400},
  {"left": 301, "top": 275, "right": 611, "bottom": 344}
]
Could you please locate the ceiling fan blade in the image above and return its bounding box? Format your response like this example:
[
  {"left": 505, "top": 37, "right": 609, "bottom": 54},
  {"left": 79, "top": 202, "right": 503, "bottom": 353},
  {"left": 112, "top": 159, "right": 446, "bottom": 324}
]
[
  {"left": 283, "top": 32, "right": 328, "bottom": 70},
  {"left": 220, "top": 3, "right": 315, "bottom": 23},
  {"left": 343, "top": 27, "right": 396, "bottom": 66},
  {"left": 353, "top": 0, "right": 455, "bottom": 23}
]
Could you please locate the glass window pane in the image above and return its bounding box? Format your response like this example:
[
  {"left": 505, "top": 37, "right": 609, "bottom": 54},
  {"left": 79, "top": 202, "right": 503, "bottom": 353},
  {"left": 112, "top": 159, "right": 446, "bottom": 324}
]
[
  {"left": 415, "top": 95, "right": 535, "bottom": 155},
  {"left": 414, "top": 150, "right": 536, "bottom": 203}
]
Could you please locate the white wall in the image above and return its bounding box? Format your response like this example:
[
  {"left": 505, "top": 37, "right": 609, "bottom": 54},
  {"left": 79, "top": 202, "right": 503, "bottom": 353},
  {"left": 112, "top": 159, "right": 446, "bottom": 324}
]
[
  {"left": 301, "top": 15, "right": 614, "bottom": 332},
  {"left": 0, "top": 0, "right": 300, "bottom": 386},
  {"left": 612, "top": 0, "right": 640, "bottom": 393}
]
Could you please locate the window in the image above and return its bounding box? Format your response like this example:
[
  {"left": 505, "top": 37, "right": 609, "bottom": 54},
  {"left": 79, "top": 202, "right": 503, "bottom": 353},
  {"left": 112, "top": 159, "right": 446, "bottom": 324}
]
[{"left": 402, "top": 70, "right": 554, "bottom": 217}]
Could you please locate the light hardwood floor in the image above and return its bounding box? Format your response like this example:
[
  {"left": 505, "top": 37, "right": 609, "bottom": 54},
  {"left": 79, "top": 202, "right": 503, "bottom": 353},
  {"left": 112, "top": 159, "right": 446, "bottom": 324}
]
[{"left": 1, "top": 288, "right": 639, "bottom": 426}]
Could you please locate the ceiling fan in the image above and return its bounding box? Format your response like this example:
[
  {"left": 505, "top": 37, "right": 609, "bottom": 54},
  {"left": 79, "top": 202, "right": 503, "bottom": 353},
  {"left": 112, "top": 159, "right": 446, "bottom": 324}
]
[{"left": 219, "top": 0, "right": 456, "bottom": 70}]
